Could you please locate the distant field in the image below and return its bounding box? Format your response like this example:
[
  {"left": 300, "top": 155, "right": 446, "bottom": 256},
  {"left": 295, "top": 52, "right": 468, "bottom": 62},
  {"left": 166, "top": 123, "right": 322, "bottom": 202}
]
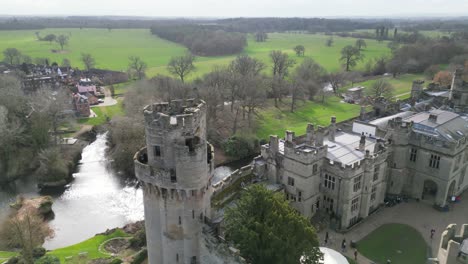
[
  {"left": 344, "top": 73, "right": 425, "bottom": 100},
  {"left": 353, "top": 29, "right": 451, "bottom": 39},
  {"left": 256, "top": 96, "right": 363, "bottom": 139},
  {"left": 0, "top": 29, "right": 391, "bottom": 79}
]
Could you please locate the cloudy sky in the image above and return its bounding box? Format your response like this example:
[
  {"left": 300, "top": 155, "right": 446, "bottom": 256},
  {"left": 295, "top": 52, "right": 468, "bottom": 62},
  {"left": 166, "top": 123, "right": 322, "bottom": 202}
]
[{"left": 2, "top": 0, "right": 467, "bottom": 17}]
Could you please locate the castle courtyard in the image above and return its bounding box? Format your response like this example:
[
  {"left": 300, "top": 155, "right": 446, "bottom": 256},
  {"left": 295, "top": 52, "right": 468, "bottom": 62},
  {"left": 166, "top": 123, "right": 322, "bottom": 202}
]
[{"left": 320, "top": 191, "right": 468, "bottom": 264}]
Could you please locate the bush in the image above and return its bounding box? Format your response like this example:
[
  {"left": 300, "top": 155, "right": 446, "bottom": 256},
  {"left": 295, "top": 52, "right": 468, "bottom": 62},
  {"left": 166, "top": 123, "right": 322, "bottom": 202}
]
[
  {"left": 6, "top": 256, "right": 19, "bottom": 264},
  {"left": 131, "top": 249, "right": 147, "bottom": 264},
  {"left": 223, "top": 135, "right": 258, "bottom": 158},
  {"left": 35, "top": 255, "right": 60, "bottom": 264},
  {"left": 32, "top": 247, "right": 46, "bottom": 258},
  {"left": 109, "top": 258, "right": 123, "bottom": 264},
  {"left": 129, "top": 228, "right": 146, "bottom": 248}
]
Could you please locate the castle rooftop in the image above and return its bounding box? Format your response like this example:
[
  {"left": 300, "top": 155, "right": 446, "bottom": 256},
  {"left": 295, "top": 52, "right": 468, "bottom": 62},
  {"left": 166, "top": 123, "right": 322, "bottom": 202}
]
[{"left": 323, "top": 131, "right": 376, "bottom": 165}]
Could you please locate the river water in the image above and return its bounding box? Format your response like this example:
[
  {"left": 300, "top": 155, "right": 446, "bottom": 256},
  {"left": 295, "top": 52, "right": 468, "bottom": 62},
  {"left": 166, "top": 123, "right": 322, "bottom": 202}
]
[{"left": 0, "top": 133, "right": 249, "bottom": 250}]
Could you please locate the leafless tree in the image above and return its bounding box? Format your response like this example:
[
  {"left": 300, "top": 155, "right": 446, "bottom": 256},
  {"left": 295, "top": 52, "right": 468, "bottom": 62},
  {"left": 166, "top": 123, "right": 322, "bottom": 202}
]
[
  {"left": 229, "top": 54, "right": 265, "bottom": 77},
  {"left": 325, "top": 37, "right": 334, "bottom": 47},
  {"left": 167, "top": 52, "right": 196, "bottom": 83},
  {"left": 327, "top": 71, "right": 347, "bottom": 94},
  {"left": 3, "top": 48, "right": 22, "bottom": 65},
  {"left": 56, "top": 34, "right": 69, "bottom": 50},
  {"left": 0, "top": 212, "right": 51, "bottom": 264},
  {"left": 355, "top": 39, "right": 367, "bottom": 51},
  {"left": 294, "top": 58, "right": 325, "bottom": 101},
  {"left": 368, "top": 79, "right": 395, "bottom": 100},
  {"left": 128, "top": 56, "right": 147, "bottom": 80},
  {"left": 81, "top": 53, "right": 95, "bottom": 71}
]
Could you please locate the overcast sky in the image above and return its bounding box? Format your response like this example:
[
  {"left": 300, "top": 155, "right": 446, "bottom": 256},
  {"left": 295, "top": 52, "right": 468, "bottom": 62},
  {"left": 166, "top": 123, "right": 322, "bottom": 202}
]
[{"left": 2, "top": 0, "right": 467, "bottom": 18}]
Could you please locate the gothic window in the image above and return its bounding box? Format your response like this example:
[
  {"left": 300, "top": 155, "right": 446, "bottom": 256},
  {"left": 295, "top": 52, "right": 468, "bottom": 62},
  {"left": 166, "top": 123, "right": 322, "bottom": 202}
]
[
  {"left": 351, "top": 197, "right": 360, "bottom": 212},
  {"left": 370, "top": 186, "right": 377, "bottom": 201},
  {"left": 178, "top": 216, "right": 182, "bottom": 225},
  {"left": 373, "top": 165, "right": 380, "bottom": 181},
  {"left": 324, "top": 174, "right": 335, "bottom": 190},
  {"left": 298, "top": 191, "right": 302, "bottom": 202},
  {"left": 312, "top": 164, "right": 318, "bottom": 174},
  {"left": 288, "top": 177, "right": 295, "bottom": 186},
  {"left": 429, "top": 154, "right": 441, "bottom": 169},
  {"left": 410, "top": 148, "right": 417, "bottom": 162},
  {"left": 353, "top": 176, "right": 362, "bottom": 192}
]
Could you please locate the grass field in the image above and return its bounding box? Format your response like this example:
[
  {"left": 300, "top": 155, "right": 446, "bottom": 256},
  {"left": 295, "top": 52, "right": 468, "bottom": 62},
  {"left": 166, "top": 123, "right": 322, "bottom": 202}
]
[
  {"left": 77, "top": 99, "right": 125, "bottom": 126},
  {"left": 0, "top": 29, "right": 391, "bottom": 79},
  {"left": 48, "top": 229, "right": 129, "bottom": 263},
  {"left": 256, "top": 96, "right": 362, "bottom": 139},
  {"left": 0, "top": 251, "right": 18, "bottom": 262},
  {"left": 344, "top": 73, "right": 425, "bottom": 100},
  {"left": 357, "top": 223, "right": 428, "bottom": 264}
]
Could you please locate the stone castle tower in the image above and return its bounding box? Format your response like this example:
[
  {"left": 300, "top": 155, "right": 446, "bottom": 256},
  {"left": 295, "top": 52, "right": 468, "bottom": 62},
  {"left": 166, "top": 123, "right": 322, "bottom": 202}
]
[{"left": 134, "top": 99, "right": 214, "bottom": 264}]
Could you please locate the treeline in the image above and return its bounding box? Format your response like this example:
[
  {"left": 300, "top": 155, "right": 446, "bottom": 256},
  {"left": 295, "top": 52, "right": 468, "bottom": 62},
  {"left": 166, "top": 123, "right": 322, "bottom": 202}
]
[
  {"left": 150, "top": 25, "right": 247, "bottom": 56},
  {"left": 218, "top": 17, "right": 393, "bottom": 33},
  {"left": 0, "top": 75, "right": 80, "bottom": 184}
]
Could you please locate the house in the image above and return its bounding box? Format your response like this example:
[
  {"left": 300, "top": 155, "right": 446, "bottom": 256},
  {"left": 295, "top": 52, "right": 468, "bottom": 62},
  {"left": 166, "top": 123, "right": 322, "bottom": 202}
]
[
  {"left": 76, "top": 78, "right": 97, "bottom": 94},
  {"left": 72, "top": 93, "right": 90, "bottom": 117}
]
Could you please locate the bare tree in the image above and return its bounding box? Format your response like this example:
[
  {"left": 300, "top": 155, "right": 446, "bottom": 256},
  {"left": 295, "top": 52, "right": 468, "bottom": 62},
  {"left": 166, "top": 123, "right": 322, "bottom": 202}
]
[
  {"left": 368, "top": 79, "right": 394, "bottom": 100},
  {"left": 56, "top": 34, "right": 69, "bottom": 50},
  {"left": 128, "top": 56, "right": 147, "bottom": 80},
  {"left": 167, "top": 52, "right": 196, "bottom": 83},
  {"left": 293, "top": 45, "right": 305, "bottom": 56},
  {"left": 340, "top": 45, "right": 364, "bottom": 71},
  {"left": 0, "top": 212, "right": 51, "bottom": 264},
  {"left": 325, "top": 37, "right": 334, "bottom": 47},
  {"left": 355, "top": 39, "right": 367, "bottom": 51},
  {"left": 327, "top": 72, "right": 346, "bottom": 94},
  {"left": 293, "top": 58, "right": 325, "bottom": 101},
  {"left": 81, "top": 53, "right": 95, "bottom": 71},
  {"left": 270, "top": 50, "right": 296, "bottom": 78},
  {"left": 3, "top": 48, "right": 22, "bottom": 65},
  {"left": 229, "top": 54, "right": 265, "bottom": 77}
]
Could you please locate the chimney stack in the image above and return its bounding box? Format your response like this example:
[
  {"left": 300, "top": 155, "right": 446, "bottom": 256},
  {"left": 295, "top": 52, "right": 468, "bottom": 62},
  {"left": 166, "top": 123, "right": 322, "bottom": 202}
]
[
  {"left": 360, "top": 106, "right": 366, "bottom": 121},
  {"left": 269, "top": 135, "right": 279, "bottom": 153},
  {"left": 315, "top": 126, "right": 325, "bottom": 147},
  {"left": 359, "top": 132, "right": 366, "bottom": 151},
  {"left": 306, "top": 123, "right": 315, "bottom": 145},
  {"left": 329, "top": 116, "right": 336, "bottom": 142}
]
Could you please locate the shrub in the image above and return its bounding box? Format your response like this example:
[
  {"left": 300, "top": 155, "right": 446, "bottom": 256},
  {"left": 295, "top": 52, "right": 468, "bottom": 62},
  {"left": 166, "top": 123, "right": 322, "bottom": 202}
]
[
  {"left": 32, "top": 247, "right": 46, "bottom": 258},
  {"left": 109, "top": 258, "right": 123, "bottom": 264},
  {"left": 131, "top": 249, "right": 147, "bottom": 264},
  {"left": 223, "top": 134, "right": 258, "bottom": 158},
  {"left": 129, "top": 228, "right": 146, "bottom": 248},
  {"left": 35, "top": 255, "right": 60, "bottom": 264}
]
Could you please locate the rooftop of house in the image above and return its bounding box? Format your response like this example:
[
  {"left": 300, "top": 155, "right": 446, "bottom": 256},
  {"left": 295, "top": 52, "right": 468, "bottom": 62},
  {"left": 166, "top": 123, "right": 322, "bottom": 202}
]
[
  {"left": 404, "top": 109, "right": 468, "bottom": 142},
  {"left": 323, "top": 131, "right": 376, "bottom": 165},
  {"left": 348, "top": 86, "right": 364, "bottom": 92},
  {"left": 277, "top": 131, "right": 377, "bottom": 166}
]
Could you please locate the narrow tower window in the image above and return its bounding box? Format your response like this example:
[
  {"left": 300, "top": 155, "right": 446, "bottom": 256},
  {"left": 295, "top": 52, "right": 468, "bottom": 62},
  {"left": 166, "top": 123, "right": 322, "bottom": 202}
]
[
  {"left": 192, "top": 210, "right": 195, "bottom": 219},
  {"left": 178, "top": 216, "right": 181, "bottom": 225},
  {"left": 154, "top": 145, "right": 161, "bottom": 156}
]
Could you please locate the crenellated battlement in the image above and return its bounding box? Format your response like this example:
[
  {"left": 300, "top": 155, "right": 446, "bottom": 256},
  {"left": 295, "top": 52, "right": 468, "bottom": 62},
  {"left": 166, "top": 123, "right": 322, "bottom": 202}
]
[{"left": 143, "top": 99, "right": 206, "bottom": 131}]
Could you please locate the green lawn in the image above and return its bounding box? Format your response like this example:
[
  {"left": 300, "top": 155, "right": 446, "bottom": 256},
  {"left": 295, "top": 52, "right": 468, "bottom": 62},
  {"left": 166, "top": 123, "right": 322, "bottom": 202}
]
[
  {"left": 0, "top": 29, "right": 391, "bottom": 80},
  {"left": 344, "top": 73, "right": 425, "bottom": 100},
  {"left": 256, "top": 96, "right": 362, "bottom": 140},
  {"left": 48, "top": 229, "right": 129, "bottom": 263},
  {"left": 357, "top": 223, "right": 428, "bottom": 264},
  {"left": 0, "top": 251, "right": 18, "bottom": 262},
  {"left": 78, "top": 98, "right": 125, "bottom": 126}
]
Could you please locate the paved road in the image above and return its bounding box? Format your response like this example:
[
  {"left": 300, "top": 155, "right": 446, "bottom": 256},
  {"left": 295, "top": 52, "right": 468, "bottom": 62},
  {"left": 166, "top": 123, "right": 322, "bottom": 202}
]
[
  {"left": 91, "top": 87, "right": 117, "bottom": 107},
  {"left": 318, "top": 192, "right": 468, "bottom": 263}
]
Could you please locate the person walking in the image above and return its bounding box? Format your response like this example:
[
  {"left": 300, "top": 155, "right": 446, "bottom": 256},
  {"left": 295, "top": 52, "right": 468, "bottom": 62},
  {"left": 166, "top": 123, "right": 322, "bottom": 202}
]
[
  {"left": 354, "top": 249, "right": 358, "bottom": 261},
  {"left": 341, "top": 238, "right": 346, "bottom": 252},
  {"left": 325, "top": 231, "right": 329, "bottom": 245}
]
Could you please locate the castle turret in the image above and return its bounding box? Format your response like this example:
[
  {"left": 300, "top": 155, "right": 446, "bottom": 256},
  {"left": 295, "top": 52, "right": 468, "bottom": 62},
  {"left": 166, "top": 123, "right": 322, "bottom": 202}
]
[
  {"left": 134, "top": 99, "right": 213, "bottom": 264},
  {"left": 411, "top": 80, "right": 424, "bottom": 100}
]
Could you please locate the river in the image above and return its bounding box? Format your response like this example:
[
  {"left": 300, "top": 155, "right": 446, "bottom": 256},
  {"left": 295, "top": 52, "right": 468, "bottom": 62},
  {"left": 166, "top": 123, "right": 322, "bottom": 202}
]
[{"left": 0, "top": 133, "right": 249, "bottom": 250}]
